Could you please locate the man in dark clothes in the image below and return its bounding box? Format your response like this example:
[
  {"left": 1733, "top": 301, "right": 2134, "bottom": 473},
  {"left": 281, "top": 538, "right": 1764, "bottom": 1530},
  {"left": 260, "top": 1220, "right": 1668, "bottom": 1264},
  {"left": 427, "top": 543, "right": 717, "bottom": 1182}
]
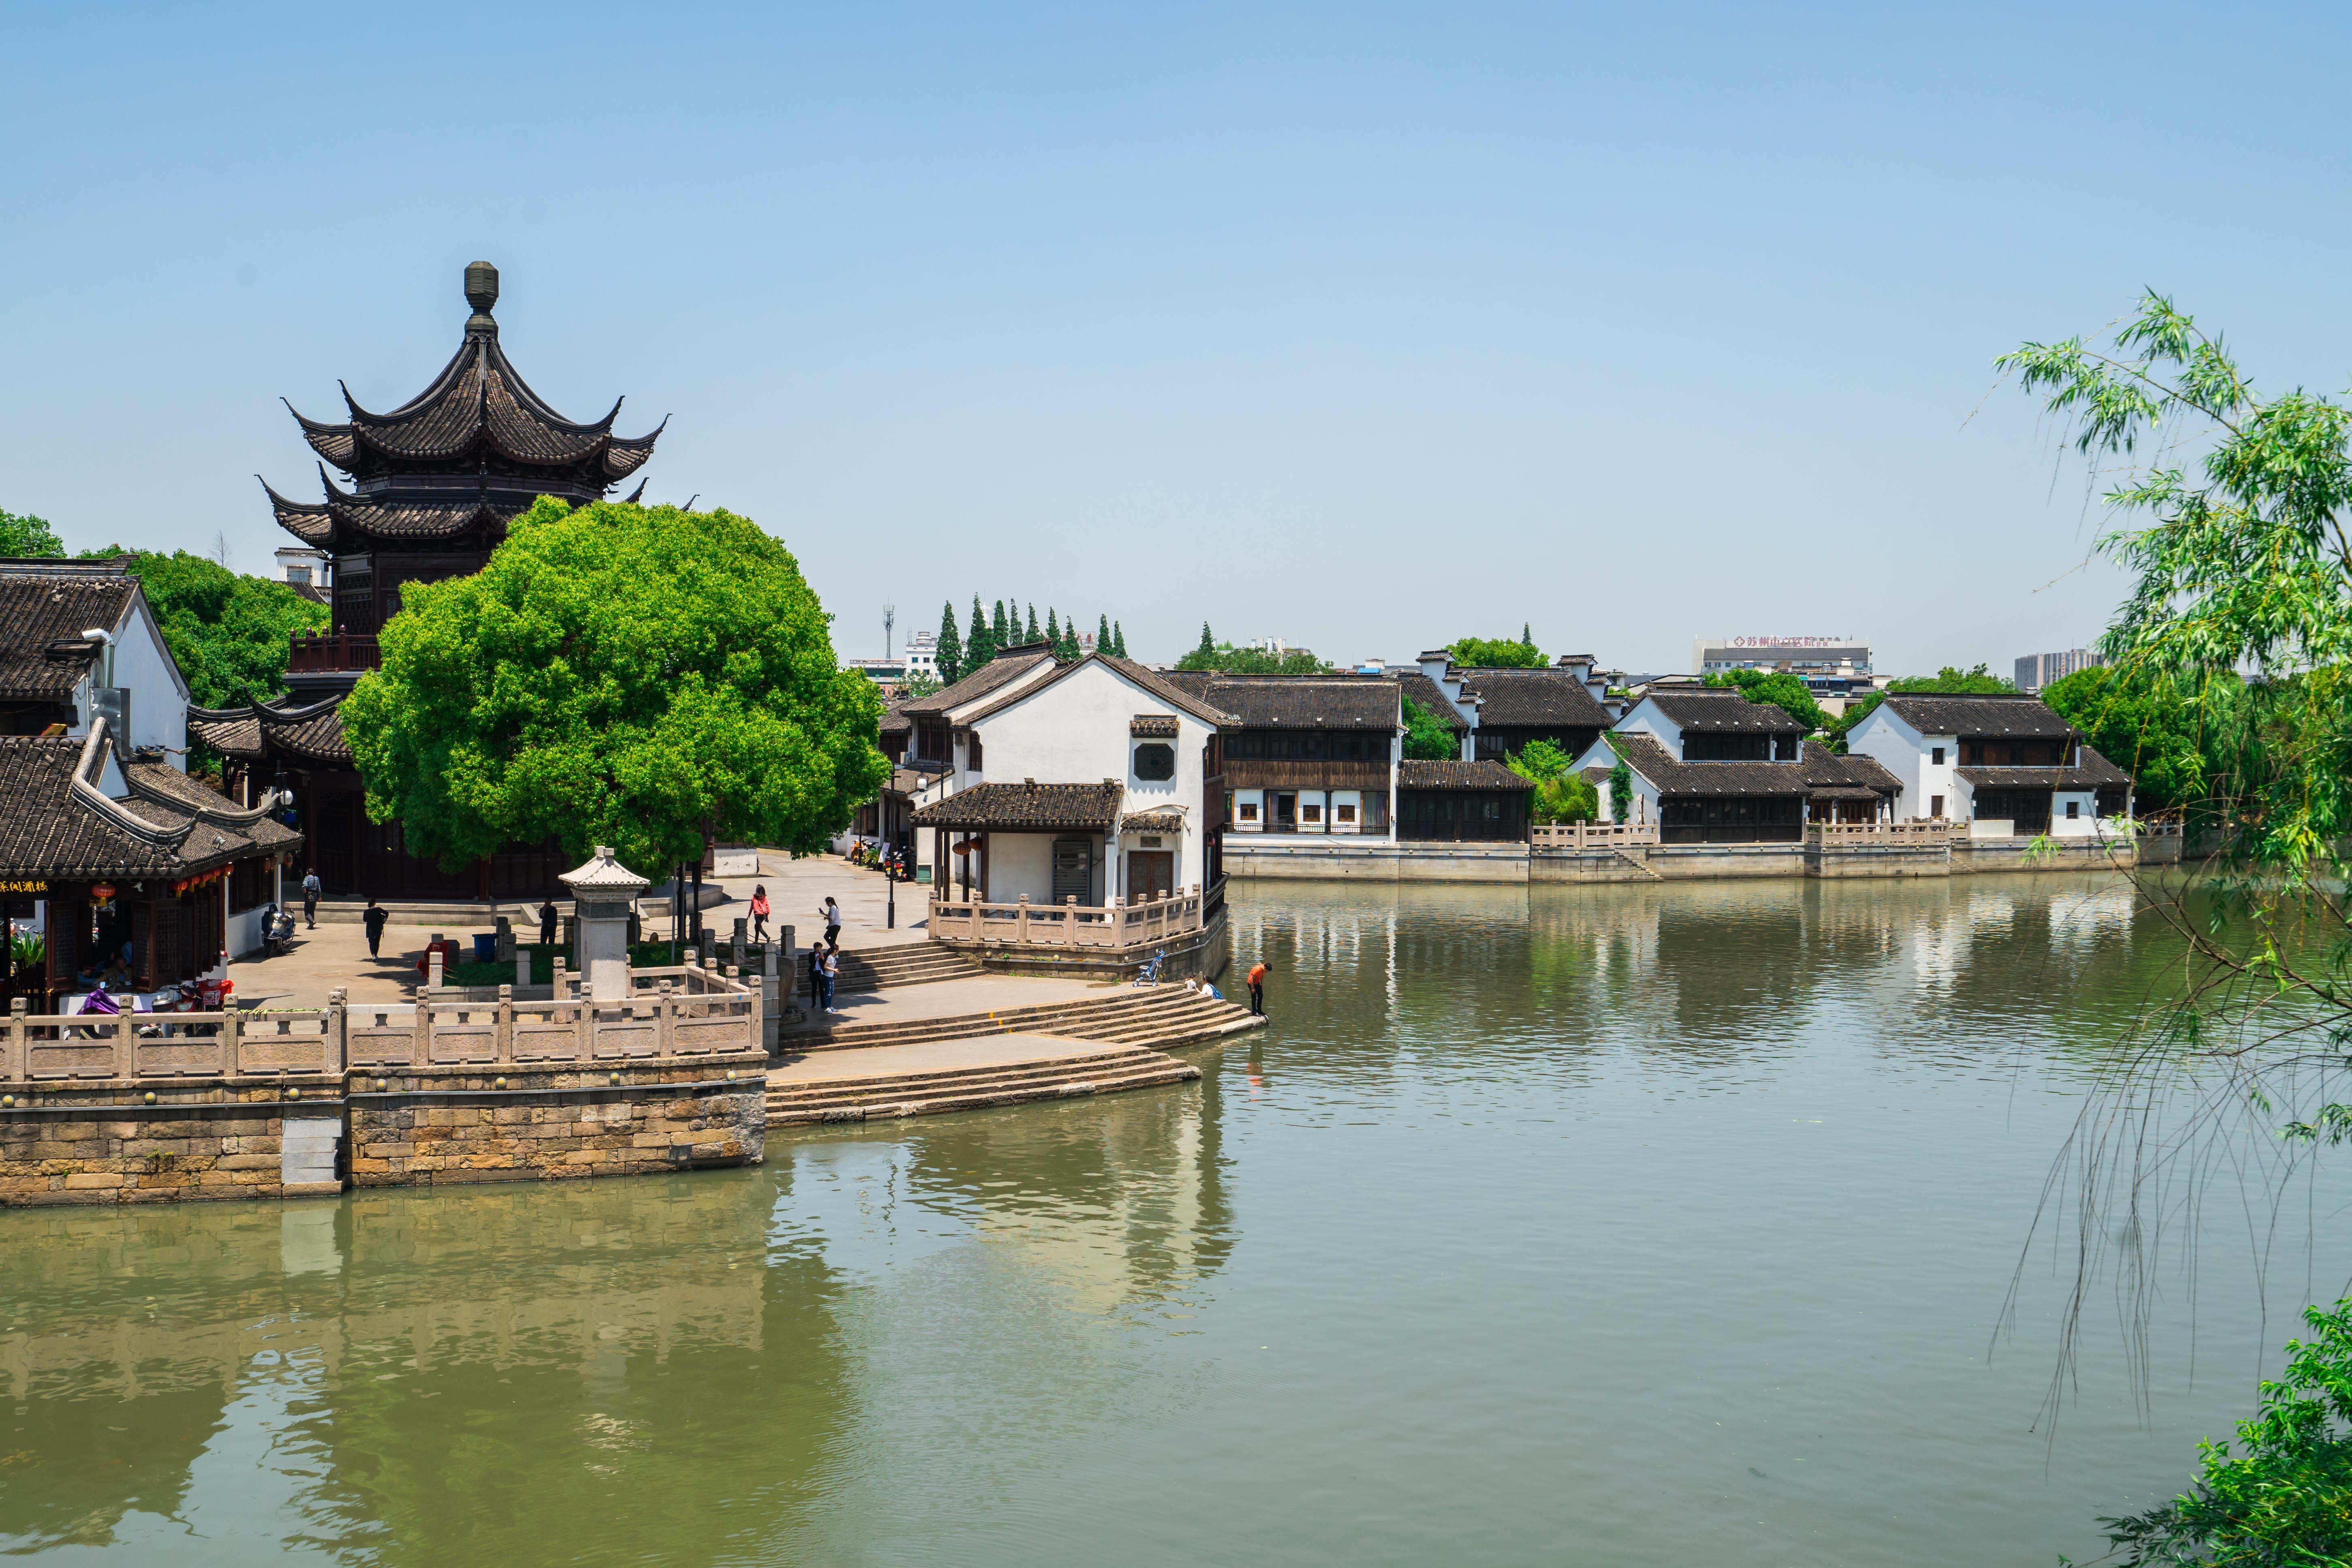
[
  {"left": 362, "top": 898, "right": 388, "bottom": 959},
  {"left": 538, "top": 899, "right": 559, "bottom": 950}
]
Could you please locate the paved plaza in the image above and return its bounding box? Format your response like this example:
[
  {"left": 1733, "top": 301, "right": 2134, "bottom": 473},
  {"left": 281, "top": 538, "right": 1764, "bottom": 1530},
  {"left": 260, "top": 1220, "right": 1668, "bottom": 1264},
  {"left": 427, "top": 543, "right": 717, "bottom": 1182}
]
[{"left": 231, "top": 849, "right": 931, "bottom": 1007}]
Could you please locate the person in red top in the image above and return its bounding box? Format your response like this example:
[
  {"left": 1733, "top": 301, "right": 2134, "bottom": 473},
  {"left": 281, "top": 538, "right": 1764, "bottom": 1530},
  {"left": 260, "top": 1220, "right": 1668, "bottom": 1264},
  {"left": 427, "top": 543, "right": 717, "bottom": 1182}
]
[
  {"left": 749, "top": 885, "right": 771, "bottom": 942},
  {"left": 1246, "top": 960, "right": 1270, "bottom": 1017}
]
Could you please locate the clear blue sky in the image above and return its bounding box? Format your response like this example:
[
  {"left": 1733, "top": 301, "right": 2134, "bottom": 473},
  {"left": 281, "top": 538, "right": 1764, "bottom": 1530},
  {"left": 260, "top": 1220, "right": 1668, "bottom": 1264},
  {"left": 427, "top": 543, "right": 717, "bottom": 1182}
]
[{"left": 6, "top": 2, "right": 2349, "bottom": 675}]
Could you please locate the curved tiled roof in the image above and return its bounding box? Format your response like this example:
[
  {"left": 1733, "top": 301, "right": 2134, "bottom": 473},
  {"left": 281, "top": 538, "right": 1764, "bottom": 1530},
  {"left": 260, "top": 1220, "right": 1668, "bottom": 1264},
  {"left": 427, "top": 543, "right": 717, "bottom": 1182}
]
[
  {"left": 1185, "top": 673, "right": 1397, "bottom": 730},
  {"left": 898, "top": 650, "right": 1057, "bottom": 719},
  {"left": 187, "top": 706, "right": 265, "bottom": 760},
  {"left": 1395, "top": 671, "right": 1468, "bottom": 732},
  {"left": 913, "top": 781, "right": 1125, "bottom": 831},
  {"left": 1457, "top": 667, "right": 1613, "bottom": 730},
  {"left": 1396, "top": 759, "right": 1533, "bottom": 791},
  {"left": 1880, "top": 694, "right": 2077, "bottom": 739},
  {"left": 1958, "top": 745, "right": 2132, "bottom": 790},
  {"left": 0, "top": 565, "right": 134, "bottom": 702},
  {"left": 263, "top": 473, "right": 508, "bottom": 547},
  {"left": 1646, "top": 691, "right": 1808, "bottom": 733},
  {"left": 189, "top": 698, "right": 351, "bottom": 765},
  {"left": 1799, "top": 740, "right": 1901, "bottom": 796},
  {"left": 1610, "top": 734, "right": 1809, "bottom": 798},
  {"left": 0, "top": 730, "right": 301, "bottom": 881}
]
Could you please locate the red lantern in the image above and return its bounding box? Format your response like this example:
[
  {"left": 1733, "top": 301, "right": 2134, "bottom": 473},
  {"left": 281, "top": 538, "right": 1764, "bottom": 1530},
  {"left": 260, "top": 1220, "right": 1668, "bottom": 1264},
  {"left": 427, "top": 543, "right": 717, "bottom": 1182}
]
[{"left": 88, "top": 882, "right": 116, "bottom": 903}]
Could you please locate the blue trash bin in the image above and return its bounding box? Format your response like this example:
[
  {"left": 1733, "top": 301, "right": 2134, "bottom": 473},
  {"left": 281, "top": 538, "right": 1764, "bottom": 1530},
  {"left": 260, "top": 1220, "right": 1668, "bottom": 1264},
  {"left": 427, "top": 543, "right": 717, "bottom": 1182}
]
[{"left": 472, "top": 933, "right": 497, "bottom": 964}]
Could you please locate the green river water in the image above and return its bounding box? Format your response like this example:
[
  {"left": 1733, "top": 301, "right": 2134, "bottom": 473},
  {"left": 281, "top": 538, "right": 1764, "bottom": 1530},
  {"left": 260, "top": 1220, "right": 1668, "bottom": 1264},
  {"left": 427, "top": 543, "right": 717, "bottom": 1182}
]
[{"left": 3, "top": 874, "right": 2344, "bottom": 1565}]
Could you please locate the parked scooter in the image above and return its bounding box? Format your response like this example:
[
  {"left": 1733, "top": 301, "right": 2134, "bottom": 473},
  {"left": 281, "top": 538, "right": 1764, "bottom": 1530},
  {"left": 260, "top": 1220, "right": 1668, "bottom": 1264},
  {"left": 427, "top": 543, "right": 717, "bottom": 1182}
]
[
  {"left": 259, "top": 904, "right": 297, "bottom": 958},
  {"left": 152, "top": 976, "right": 233, "bottom": 1036}
]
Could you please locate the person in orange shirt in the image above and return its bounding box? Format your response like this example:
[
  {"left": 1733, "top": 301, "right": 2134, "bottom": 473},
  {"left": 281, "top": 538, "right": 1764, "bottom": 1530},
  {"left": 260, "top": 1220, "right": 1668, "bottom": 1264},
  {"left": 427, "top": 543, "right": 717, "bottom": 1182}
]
[{"left": 1246, "top": 960, "right": 1270, "bottom": 1017}]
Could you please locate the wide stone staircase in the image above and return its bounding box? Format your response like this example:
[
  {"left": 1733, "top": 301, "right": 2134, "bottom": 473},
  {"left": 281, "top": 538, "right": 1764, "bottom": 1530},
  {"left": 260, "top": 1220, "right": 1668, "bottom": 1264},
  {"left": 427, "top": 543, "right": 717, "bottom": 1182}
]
[
  {"left": 765, "top": 986, "right": 1265, "bottom": 1126},
  {"left": 829, "top": 944, "right": 985, "bottom": 993}
]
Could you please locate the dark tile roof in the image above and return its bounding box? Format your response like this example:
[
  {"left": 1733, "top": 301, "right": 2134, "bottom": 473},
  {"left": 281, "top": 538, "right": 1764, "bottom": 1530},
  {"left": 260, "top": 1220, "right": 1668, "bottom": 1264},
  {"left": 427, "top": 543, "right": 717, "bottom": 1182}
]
[
  {"left": 1189, "top": 673, "right": 1399, "bottom": 730},
  {"left": 187, "top": 706, "right": 265, "bottom": 759},
  {"left": 1958, "top": 745, "right": 2132, "bottom": 790},
  {"left": 1130, "top": 715, "right": 1179, "bottom": 737},
  {"left": 1458, "top": 667, "right": 1613, "bottom": 730},
  {"left": 0, "top": 564, "right": 137, "bottom": 702},
  {"left": 1396, "top": 759, "right": 1533, "bottom": 792},
  {"left": 1799, "top": 740, "right": 1901, "bottom": 796},
  {"left": 0, "top": 734, "right": 299, "bottom": 880},
  {"left": 878, "top": 709, "right": 911, "bottom": 736},
  {"left": 1645, "top": 691, "right": 1807, "bottom": 733},
  {"left": 1879, "top": 694, "right": 2077, "bottom": 739},
  {"left": 1611, "top": 734, "right": 1809, "bottom": 798},
  {"left": 955, "top": 653, "right": 1234, "bottom": 728},
  {"left": 1123, "top": 807, "right": 1187, "bottom": 832},
  {"left": 1395, "top": 671, "right": 1467, "bottom": 732},
  {"left": 264, "top": 473, "right": 509, "bottom": 546},
  {"left": 897, "top": 650, "right": 1056, "bottom": 717},
  {"left": 252, "top": 698, "right": 352, "bottom": 764},
  {"left": 912, "top": 781, "right": 1124, "bottom": 831}
]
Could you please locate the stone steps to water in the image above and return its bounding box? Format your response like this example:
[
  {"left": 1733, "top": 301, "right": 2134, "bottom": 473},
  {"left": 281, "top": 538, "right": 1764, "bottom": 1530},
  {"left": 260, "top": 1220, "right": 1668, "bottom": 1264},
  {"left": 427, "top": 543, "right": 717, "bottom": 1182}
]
[
  {"left": 767, "top": 1046, "right": 1198, "bottom": 1125},
  {"left": 789, "top": 944, "right": 987, "bottom": 996},
  {"left": 790, "top": 986, "right": 1258, "bottom": 1054}
]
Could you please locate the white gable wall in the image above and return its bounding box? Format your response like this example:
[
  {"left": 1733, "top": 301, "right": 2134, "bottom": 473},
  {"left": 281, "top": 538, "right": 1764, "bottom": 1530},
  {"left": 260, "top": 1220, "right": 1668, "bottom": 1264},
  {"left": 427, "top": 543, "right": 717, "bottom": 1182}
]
[{"left": 1845, "top": 706, "right": 1955, "bottom": 819}]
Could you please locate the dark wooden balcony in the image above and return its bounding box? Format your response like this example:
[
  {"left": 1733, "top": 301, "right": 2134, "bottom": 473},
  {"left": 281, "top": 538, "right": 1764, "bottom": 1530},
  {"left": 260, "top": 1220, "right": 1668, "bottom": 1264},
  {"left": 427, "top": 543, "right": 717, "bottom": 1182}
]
[{"left": 288, "top": 632, "right": 381, "bottom": 673}]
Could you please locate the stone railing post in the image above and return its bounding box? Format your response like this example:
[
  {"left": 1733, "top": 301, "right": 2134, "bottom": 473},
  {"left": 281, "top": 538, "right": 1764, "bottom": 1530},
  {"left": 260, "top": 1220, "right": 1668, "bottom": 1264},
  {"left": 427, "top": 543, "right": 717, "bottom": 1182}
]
[
  {"left": 326, "top": 987, "right": 346, "bottom": 1073},
  {"left": 427, "top": 946, "right": 444, "bottom": 990},
  {"left": 657, "top": 981, "right": 674, "bottom": 1058},
  {"left": 113, "top": 1007, "right": 133, "bottom": 1080},
  {"left": 221, "top": 992, "right": 243, "bottom": 1075},
  {"left": 515, "top": 947, "right": 531, "bottom": 990},
  {"left": 496, "top": 983, "right": 514, "bottom": 1062},
  {"left": 3, "top": 996, "right": 22, "bottom": 1082},
  {"left": 1064, "top": 896, "right": 1078, "bottom": 946},
  {"left": 1016, "top": 895, "right": 1030, "bottom": 944},
  {"left": 413, "top": 991, "right": 433, "bottom": 1063},
  {"left": 732, "top": 917, "right": 747, "bottom": 970}
]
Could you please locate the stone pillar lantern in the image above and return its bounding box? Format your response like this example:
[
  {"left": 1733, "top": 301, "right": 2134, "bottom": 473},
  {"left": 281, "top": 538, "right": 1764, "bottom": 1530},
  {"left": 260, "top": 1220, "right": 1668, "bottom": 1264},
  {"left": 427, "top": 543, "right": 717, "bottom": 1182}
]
[{"left": 559, "top": 846, "right": 650, "bottom": 1001}]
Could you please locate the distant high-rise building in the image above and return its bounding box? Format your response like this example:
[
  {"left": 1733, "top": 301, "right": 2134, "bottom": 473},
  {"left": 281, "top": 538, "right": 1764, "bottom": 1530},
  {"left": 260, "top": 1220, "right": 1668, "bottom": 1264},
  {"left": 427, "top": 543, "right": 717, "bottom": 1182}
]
[{"left": 2014, "top": 649, "right": 2101, "bottom": 693}]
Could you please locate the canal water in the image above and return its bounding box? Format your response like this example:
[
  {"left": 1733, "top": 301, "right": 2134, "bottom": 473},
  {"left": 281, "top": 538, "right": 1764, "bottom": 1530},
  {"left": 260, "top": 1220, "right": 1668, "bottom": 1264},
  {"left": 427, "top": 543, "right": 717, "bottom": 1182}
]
[{"left": 4, "top": 875, "right": 2346, "bottom": 1565}]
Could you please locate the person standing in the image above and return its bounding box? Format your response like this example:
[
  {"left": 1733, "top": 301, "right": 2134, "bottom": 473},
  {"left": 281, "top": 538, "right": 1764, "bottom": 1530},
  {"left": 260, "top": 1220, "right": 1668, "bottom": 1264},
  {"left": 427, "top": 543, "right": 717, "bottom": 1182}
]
[
  {"left": 820, "top": 944, "right": 841, "bottom": 1013},
  {"left": 538, "top": 898, "right": 559, "bottom": 950},
  {"left": 362, "top": 898, "right": 388, "bottom": 959},
  {"left": 301, "top": 868, "right": 322, "bottom": 930},
  {"left": 820, "top": 896, "right": 841, "bottom": 949},
  {"left": 1246, "top": 960, "right": 1270, "bottom": 1017},
  {"left": 750, "top": 885, "right": 771, "bottom": 942}
]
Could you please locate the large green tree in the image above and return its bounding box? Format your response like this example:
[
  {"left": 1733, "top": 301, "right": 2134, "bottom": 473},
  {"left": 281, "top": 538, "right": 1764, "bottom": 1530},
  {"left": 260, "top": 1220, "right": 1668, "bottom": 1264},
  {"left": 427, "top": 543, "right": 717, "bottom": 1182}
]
[
  {"left": 0, "top": 508, "right": 65, "bottom": 557},
  {"left": 1505, "top": 736, "right": 1599, "bottom": 823},
  {"left": 2040, "top": 663, "right": 2234, "bottom": 816},
  {"left": 342, "top": 499, "right": 888, "bottom": 873},
  {"left": 79, "top": 546, "right": 327, "bottom": 708},
  {"left": 1447, "top": 632, "right": 1544, "bottom": 668},
  {"left": 935, "top": 600, "right": 963, "bottom": 686}
]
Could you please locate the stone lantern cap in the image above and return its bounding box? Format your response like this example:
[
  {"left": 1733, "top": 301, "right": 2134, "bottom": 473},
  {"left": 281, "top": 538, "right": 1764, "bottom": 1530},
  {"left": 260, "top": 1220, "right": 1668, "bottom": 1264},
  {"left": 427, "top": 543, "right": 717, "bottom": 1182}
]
[{"left": 559, "top": 845, "right": 650, "bottom": 896}]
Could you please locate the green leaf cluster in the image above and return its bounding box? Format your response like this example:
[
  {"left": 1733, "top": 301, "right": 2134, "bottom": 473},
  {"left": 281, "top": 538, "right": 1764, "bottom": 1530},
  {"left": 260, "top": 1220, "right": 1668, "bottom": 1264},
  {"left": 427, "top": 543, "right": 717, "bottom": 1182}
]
[
  {"left": 1401, "top": 695, "right": 1459, "bottom": 761},
  {"left": 1703, "top": 667, "right": 1828, "bottom": 732},
  {"left": 1446, "top": 628, "right": 1544, "bottom": 668},
  {"left": 1176, "top": 623, "right": 1332, "bottom": 674},
  {"left": 1505, "top": 737, "right": 1599, "bottom": 822},
  {"left": 0, "top": 508, "right": 65, "bottom": 557},
  {"left": 341, "top": 499, "right": 890, "bottom": 876},
  {"left": 2040, "top": 663, "right": 2242, "bottom": 818},
  {"left": 79, "top": 545, "right": 328, "bottom": 710},
  {"left": 942, "top": 597, "right": 1121, "bottom": 684},
  {"left": 2077, "top": 1297, "right": 2352, "bottom": 1566}
]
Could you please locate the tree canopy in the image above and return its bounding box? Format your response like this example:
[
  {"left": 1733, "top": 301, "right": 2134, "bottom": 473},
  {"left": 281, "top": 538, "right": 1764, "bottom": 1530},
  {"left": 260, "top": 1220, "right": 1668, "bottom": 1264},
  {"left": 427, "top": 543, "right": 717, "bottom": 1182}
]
[
  {"left": 1401, "top": 695, "right": 1459, "bottom": 761},
  {"left": 1703, "top": 668, "right": 1828, "bottom": 732},
  {"left": 2040, "top": 663, "right": 2232, "bottom": 817},
  {"left": 342, "top": 499, "right": 888, "bottom": 874},
  {"left": 1176, "top": 640, "right": 1332, "bottom": 674},
  {"left": 0, "top": 508, "right": 64, "bottom": 557},
  {"left": 79, "top": 545, "right": 327, "bottom": 709},
  {"left": 1447, "top": 631, "right": 1544, "bottom": 668},
  {"left": 1505, "top": 736, "right": 1599, "bottom": 823}
]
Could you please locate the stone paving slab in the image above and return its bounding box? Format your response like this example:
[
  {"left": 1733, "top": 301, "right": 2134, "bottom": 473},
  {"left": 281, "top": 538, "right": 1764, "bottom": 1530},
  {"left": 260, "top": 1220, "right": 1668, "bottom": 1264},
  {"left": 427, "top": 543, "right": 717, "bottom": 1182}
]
[
  {"left": 783, "top": 973, "right": 1116, "bottom": 1033},
  {"left": 768, "top": 1032, "right": 1127, "bottom": 1085}
]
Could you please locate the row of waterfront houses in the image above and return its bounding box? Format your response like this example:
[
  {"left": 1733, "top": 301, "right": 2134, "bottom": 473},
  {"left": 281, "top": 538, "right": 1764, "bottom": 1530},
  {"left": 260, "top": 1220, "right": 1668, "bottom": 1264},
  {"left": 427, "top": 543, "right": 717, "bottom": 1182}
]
[{"left": 856, "top": 642, "right": 2139, "bottom": 907}]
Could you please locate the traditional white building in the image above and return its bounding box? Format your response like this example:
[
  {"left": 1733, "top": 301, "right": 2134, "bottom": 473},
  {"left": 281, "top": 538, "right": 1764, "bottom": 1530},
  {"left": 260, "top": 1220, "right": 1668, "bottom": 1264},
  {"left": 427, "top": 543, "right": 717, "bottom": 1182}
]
[
  {"left": 908, "top": 651, "right": 1231, "bottom": 904},
  {"left": 0, "top": 558, "right": 191, "bottom": 782},
  {"left": 1842, "top": 693, "right": 2132, "bottom": 836}
]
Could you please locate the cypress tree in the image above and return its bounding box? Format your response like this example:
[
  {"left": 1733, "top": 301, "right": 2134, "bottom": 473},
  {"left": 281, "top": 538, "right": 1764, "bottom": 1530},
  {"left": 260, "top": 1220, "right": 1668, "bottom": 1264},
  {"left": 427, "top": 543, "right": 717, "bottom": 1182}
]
[
  {"left": 1026, "top": 604, "right": 1040, "bottom": 643},
  {"left": 1097, "top": 614, "right": 1111, "bottom": 657},
  {"left": 1060, "top": 612, "right": 1080, "bottom": 662},
  {"left": 936, "top": 600, "right": 963, "bottom": 686},
  {"left": 1112, "top": 620, "right": 1127, "bottom": 658},
  {"left": 1045, "top": 607, "right": 1060, "bottom": 648},
  {"left": 968, "top": 594, "right": 994, "bottom": 668},
  {"left": 1195, "top": 621, "right": 1216, "bottom": 660},
  {"left": 992, "top": 599, "right": 1009, "bottom": 648}
]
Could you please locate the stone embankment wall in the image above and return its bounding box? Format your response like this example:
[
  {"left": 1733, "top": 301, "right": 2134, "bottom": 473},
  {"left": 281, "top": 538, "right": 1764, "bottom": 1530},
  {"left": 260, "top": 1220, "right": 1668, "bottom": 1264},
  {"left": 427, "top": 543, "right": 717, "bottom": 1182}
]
[{"left": 1227, "top": 835, "right": 2146, "bottom": 885}]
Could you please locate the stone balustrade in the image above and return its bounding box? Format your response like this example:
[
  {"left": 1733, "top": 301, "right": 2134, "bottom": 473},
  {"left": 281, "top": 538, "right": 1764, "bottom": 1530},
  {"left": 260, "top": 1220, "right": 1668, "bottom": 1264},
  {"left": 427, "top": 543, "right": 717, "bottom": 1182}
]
[
  {"left": 1804, "top": 820, "right": 1957, "bottom": 843},
  {"left": 1529, "top": 822, "right": 1661, "bottom": 848},
  {"left": 927, "top": 887, "right": 1205, "bottom": 949}
]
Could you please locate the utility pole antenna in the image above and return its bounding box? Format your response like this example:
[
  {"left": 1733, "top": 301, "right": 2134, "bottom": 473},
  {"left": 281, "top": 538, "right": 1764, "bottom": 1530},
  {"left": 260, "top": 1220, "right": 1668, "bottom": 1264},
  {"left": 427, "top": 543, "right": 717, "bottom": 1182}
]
[{"left": 883, "top": 603, "right": 896, "bottom": 660}]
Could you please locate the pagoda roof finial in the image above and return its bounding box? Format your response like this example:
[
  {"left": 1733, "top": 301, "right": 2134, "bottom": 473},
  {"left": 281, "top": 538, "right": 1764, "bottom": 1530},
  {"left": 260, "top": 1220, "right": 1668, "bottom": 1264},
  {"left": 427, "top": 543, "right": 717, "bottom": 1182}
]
[{"left": 464, "top": 260, "right": 499, "bottom": 336}]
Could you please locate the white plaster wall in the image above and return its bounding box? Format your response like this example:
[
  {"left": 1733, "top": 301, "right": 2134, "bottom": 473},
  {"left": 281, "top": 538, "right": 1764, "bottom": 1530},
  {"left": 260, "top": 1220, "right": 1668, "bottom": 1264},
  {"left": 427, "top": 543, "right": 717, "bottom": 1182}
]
[
  {"left": 967, "top": 659, "right": 1214, "bottom": 893},
  {"left": 2051, "top": 790, "right": 2102, "bottom": 836},
  {"left": 228, "top": 902, "right": 266, "bottom": 960},
  {"left": 70, "top": 597, "right": 191, "bottom": 765},
  {"left": 987, "top": 832, "right": 1057, "bottom": 904},
  {"left": 1331, "top": 788, "right": 1363, "bottom": 833},
  {"left": 1298, "top": 788, "right": 1330, "bottom": 833},
  {"left": 1231, "top": 787, "right": 1264, "bottom": 829},
  {"left": 1844, "top": 707, "right": 1959, "bottom": 819},
  {"left": 1611, "top": 699, "right": 1685, "bottom": 756}
]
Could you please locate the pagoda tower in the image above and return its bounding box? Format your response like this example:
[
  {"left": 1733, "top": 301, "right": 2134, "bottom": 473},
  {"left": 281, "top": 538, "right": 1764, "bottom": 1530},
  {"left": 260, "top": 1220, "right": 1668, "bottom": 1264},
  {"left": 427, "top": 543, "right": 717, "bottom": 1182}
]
[
  {"left": 261, "top": 259, "right": 664, "bottom": 691},
  {"left": 195, "top": 262, "right": 667, "bottom": 901}
]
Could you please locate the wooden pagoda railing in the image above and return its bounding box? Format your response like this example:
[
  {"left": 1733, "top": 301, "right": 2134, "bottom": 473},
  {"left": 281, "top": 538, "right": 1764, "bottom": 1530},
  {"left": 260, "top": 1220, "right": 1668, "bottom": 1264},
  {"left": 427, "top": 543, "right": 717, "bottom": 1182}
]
[{"left": 288, "top": 632, "right": 381, "bottom": 673}]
